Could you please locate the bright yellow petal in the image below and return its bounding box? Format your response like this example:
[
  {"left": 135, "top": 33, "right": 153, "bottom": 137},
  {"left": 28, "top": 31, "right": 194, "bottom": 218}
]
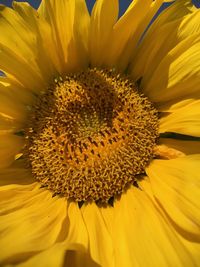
[
  {"left": 0, "top": 134, "right": 24, "bottom": 168},
  {"left": 101, "top": 0, "right": 181, "bottom": 69},
  {"left": 89, "top": 0, "right": 119, "bottom": 66},
  {"left": 117, "top": 0, "right": 173, "bottom": 71},
  {"left": 63, "top": 202, "right": 88, "bottom": 249},
  {"left": 0, "top": 184, "right": 67, "bottom": 264},
  {"left": 100, "top": 186, "right": 195, "bottom": 267},
  {"left": 176, "top": 232, "right": 200, "bottom": 267},
  {"left": 159, "top": 100, "right": 200, "bottom": 137},
  {"left": 102, "top": 0, "right": 153, "bottom": 67},
  {"left": 159, "top": 138, "right": 200, "bottom": 156},
  {"left": 81, "top": 203, "right": 114, "bottom": 267},
  {"left": 0, "top": 185, "right": 89, "bottom": 265},
  {"left": 39, "top": 0, "right": 90, "bottom": 73},
  {"left": 140, "top": 177, "right": 200, "bottom": 267},
  {"left": 146, "top": 155, "right": 200, "bottom": 238},
  {"left": 143, "top": 10, "right": 200, "bottom": 90},
  {"left": 143, "top": 32, "right": 200, "bottom": 106},
  {"left": 131, "top": 0, "right": 197, "bottom": 81},
  {"left": 0, "top": 3, "right": 57, "bottom": 91}
]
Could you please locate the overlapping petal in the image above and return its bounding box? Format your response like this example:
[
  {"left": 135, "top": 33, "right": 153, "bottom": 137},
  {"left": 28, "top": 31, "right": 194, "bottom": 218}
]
[
  {"left": 16, "top": 243, "right": 100, "bottom": 267},
  {"left": 99, "top": 186, "right": 196, "bottom": 267},
  {"left": 0, "top": 134, "right": 24, "bottom": 169},
  {"left": 159, "top": 138, "right": 200, "bottom": 156},
  {"left": 0, "top": 80, "right": 34, "bottom": 134},
  {"left": 159, "top": 100, "right": 200, "bottom": 137},
  {"left": 0, "top": 184, "right": 67, "bottom": 264},
  {"left": 131, "top": 0, "right": 198, "bottom": 81},
  {"left": 102, "top": 0, "right": 169, "bottom": 68},
  {"left": 81, "top": 203, "right": 114, "bottom": 267},
  {"left": 0, "top": 3, "right": 57, "bottom": 92},
  {"left": 146, "top": 155, "right": 200, "bottom": 238},
  {"left": 140, "top": 178, "right": 200, "bottom": 267},
  {"left": 89, "top": 0, "right": 119, "bottom": 66},
  {"left": 143, "top": 34, "right": 200, "bottom": 108},
  {"left": 117, "top": 0, "right": 175, "bottom": 71},
  {"left": 0, "top": 160, "right": 34, "bottom": 186},
  {"left": 38, "top": 0, "right": 90, "bottom": 73},
  {"left": 16, "top": 244, "right": 67, "bottom": 267}
]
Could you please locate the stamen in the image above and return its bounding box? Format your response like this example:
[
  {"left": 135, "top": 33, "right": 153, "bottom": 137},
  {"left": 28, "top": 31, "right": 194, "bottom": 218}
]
[{"left": 24, "top": 69, "right": 159, "bottom": 203}]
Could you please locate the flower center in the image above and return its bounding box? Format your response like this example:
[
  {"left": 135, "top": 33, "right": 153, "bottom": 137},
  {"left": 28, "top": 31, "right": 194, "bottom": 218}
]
[{"left": 25, "top": 69, "right": 159, "bottom": 203}]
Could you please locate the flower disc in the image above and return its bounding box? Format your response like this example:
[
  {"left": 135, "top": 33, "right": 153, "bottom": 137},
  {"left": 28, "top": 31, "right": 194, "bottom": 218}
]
[{"left": 25, "top": 69, "right": 159, "bottom": 203}]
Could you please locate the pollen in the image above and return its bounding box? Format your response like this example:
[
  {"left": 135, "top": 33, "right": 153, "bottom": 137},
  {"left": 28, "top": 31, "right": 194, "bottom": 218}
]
[{"left": 24, "top": 69, "right": 159, "bottom": 203}]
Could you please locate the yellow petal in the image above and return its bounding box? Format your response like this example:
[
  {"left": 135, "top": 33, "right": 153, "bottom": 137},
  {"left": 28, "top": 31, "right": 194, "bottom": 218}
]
[
  {"left": 0, "top": 160, "right": 34, "bottom": 186},
  {"left": 0, "top": 75, "right": 33, "bottom": 104},
  {"left": 146, "top": 155, "right": 200, "bottom": 238},
  {"left": 0, "top": 73, "right": 35, "bottom": 134},
  {"left": 131, "top": 0, "right": 197, "bottom": 81},
  {"left": 89, "top": 0, "right": 119, "bottom": 66},
  {"left": 81, "top": 203, "right": 114, "bottom": 267},
  {"left": 159, "top": 138, "right": 200, "bottom": 156},
  {"left": 65, "top": 249, "right": 101, "bottom": 267},
  {"left": 16, "top": 244, "right": 67, "bottom": 267},
  {"left": 0, "top": 42, "right": 43, "bottom": 89},
  {"left": 176, "top": 232, "right": 200, "bottom": 267},
  {"left": 0, "top": 82, "right": 32, "bottom": 129},
  {"left": 144, "top": 32, "right": 200, "bottom": 105},
  {"left": 63, "top": 202, "right": 88, "bottom": 249},
  {"left": 0, "top": 3, "right": 57, "bottom": 91},
  {"left": 62, "top": 219, "right": 99, "bottom": 267},
  {"left": 0, "top": 184, "right": 67, "bottom": 264},
  {"left": 140, "top": 177, "right": 200, "bottom": 267},
  {"left": 102, "top": 0, "right": 153, "bottom": 67},
  {"left": 0, "top": 134, "right": 24, "bottom": 168},
  {"left": 103, "top": 0, "right": 180, "bottom": 69},
  {"left": 39, "top": 0, "right": 90, "bottom": 73},
  {"left": 144, "top": 10, "right": 200, "bottom": 89},
  {"left": 13, "top": 2, "right": 59, "bottom": 79},
  {"left": 0, "top": 112, "right": 22, "bottom": 135},
  {"left": 159, "top": 100, "right": 200, "bottom": 137},
  {"left": 102, "top": 186, "right": 195, "bottom": 267},
  {"left": 16, "top": 243, "right": 100, "bottom": 267},
  {"left": 117, "top": 0, "right": 172, "bottom": 71}
]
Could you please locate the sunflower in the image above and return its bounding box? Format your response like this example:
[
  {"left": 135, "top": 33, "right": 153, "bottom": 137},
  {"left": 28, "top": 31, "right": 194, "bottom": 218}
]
[{"left": 0, "top": 0, "right": 200, "bottom": 266}]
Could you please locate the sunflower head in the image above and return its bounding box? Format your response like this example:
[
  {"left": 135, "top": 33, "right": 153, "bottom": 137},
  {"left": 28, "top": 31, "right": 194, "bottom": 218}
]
[
  {"left": 24, "top": 68, "right": 159, "bottom": 203},
  {"left": 0, "top": 1, "right": 200, "bottom": 266}
]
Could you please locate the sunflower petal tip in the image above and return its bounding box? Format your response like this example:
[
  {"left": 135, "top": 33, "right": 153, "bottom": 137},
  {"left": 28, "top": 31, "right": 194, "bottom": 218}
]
[{"left": 14, "top": 153, "right": 23, "bottom": 160}]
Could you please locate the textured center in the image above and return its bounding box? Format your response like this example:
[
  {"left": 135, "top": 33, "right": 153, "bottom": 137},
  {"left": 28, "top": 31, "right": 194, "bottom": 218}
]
[{"left": 25, "top": 69, "right": 159, "bottom": 203}]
